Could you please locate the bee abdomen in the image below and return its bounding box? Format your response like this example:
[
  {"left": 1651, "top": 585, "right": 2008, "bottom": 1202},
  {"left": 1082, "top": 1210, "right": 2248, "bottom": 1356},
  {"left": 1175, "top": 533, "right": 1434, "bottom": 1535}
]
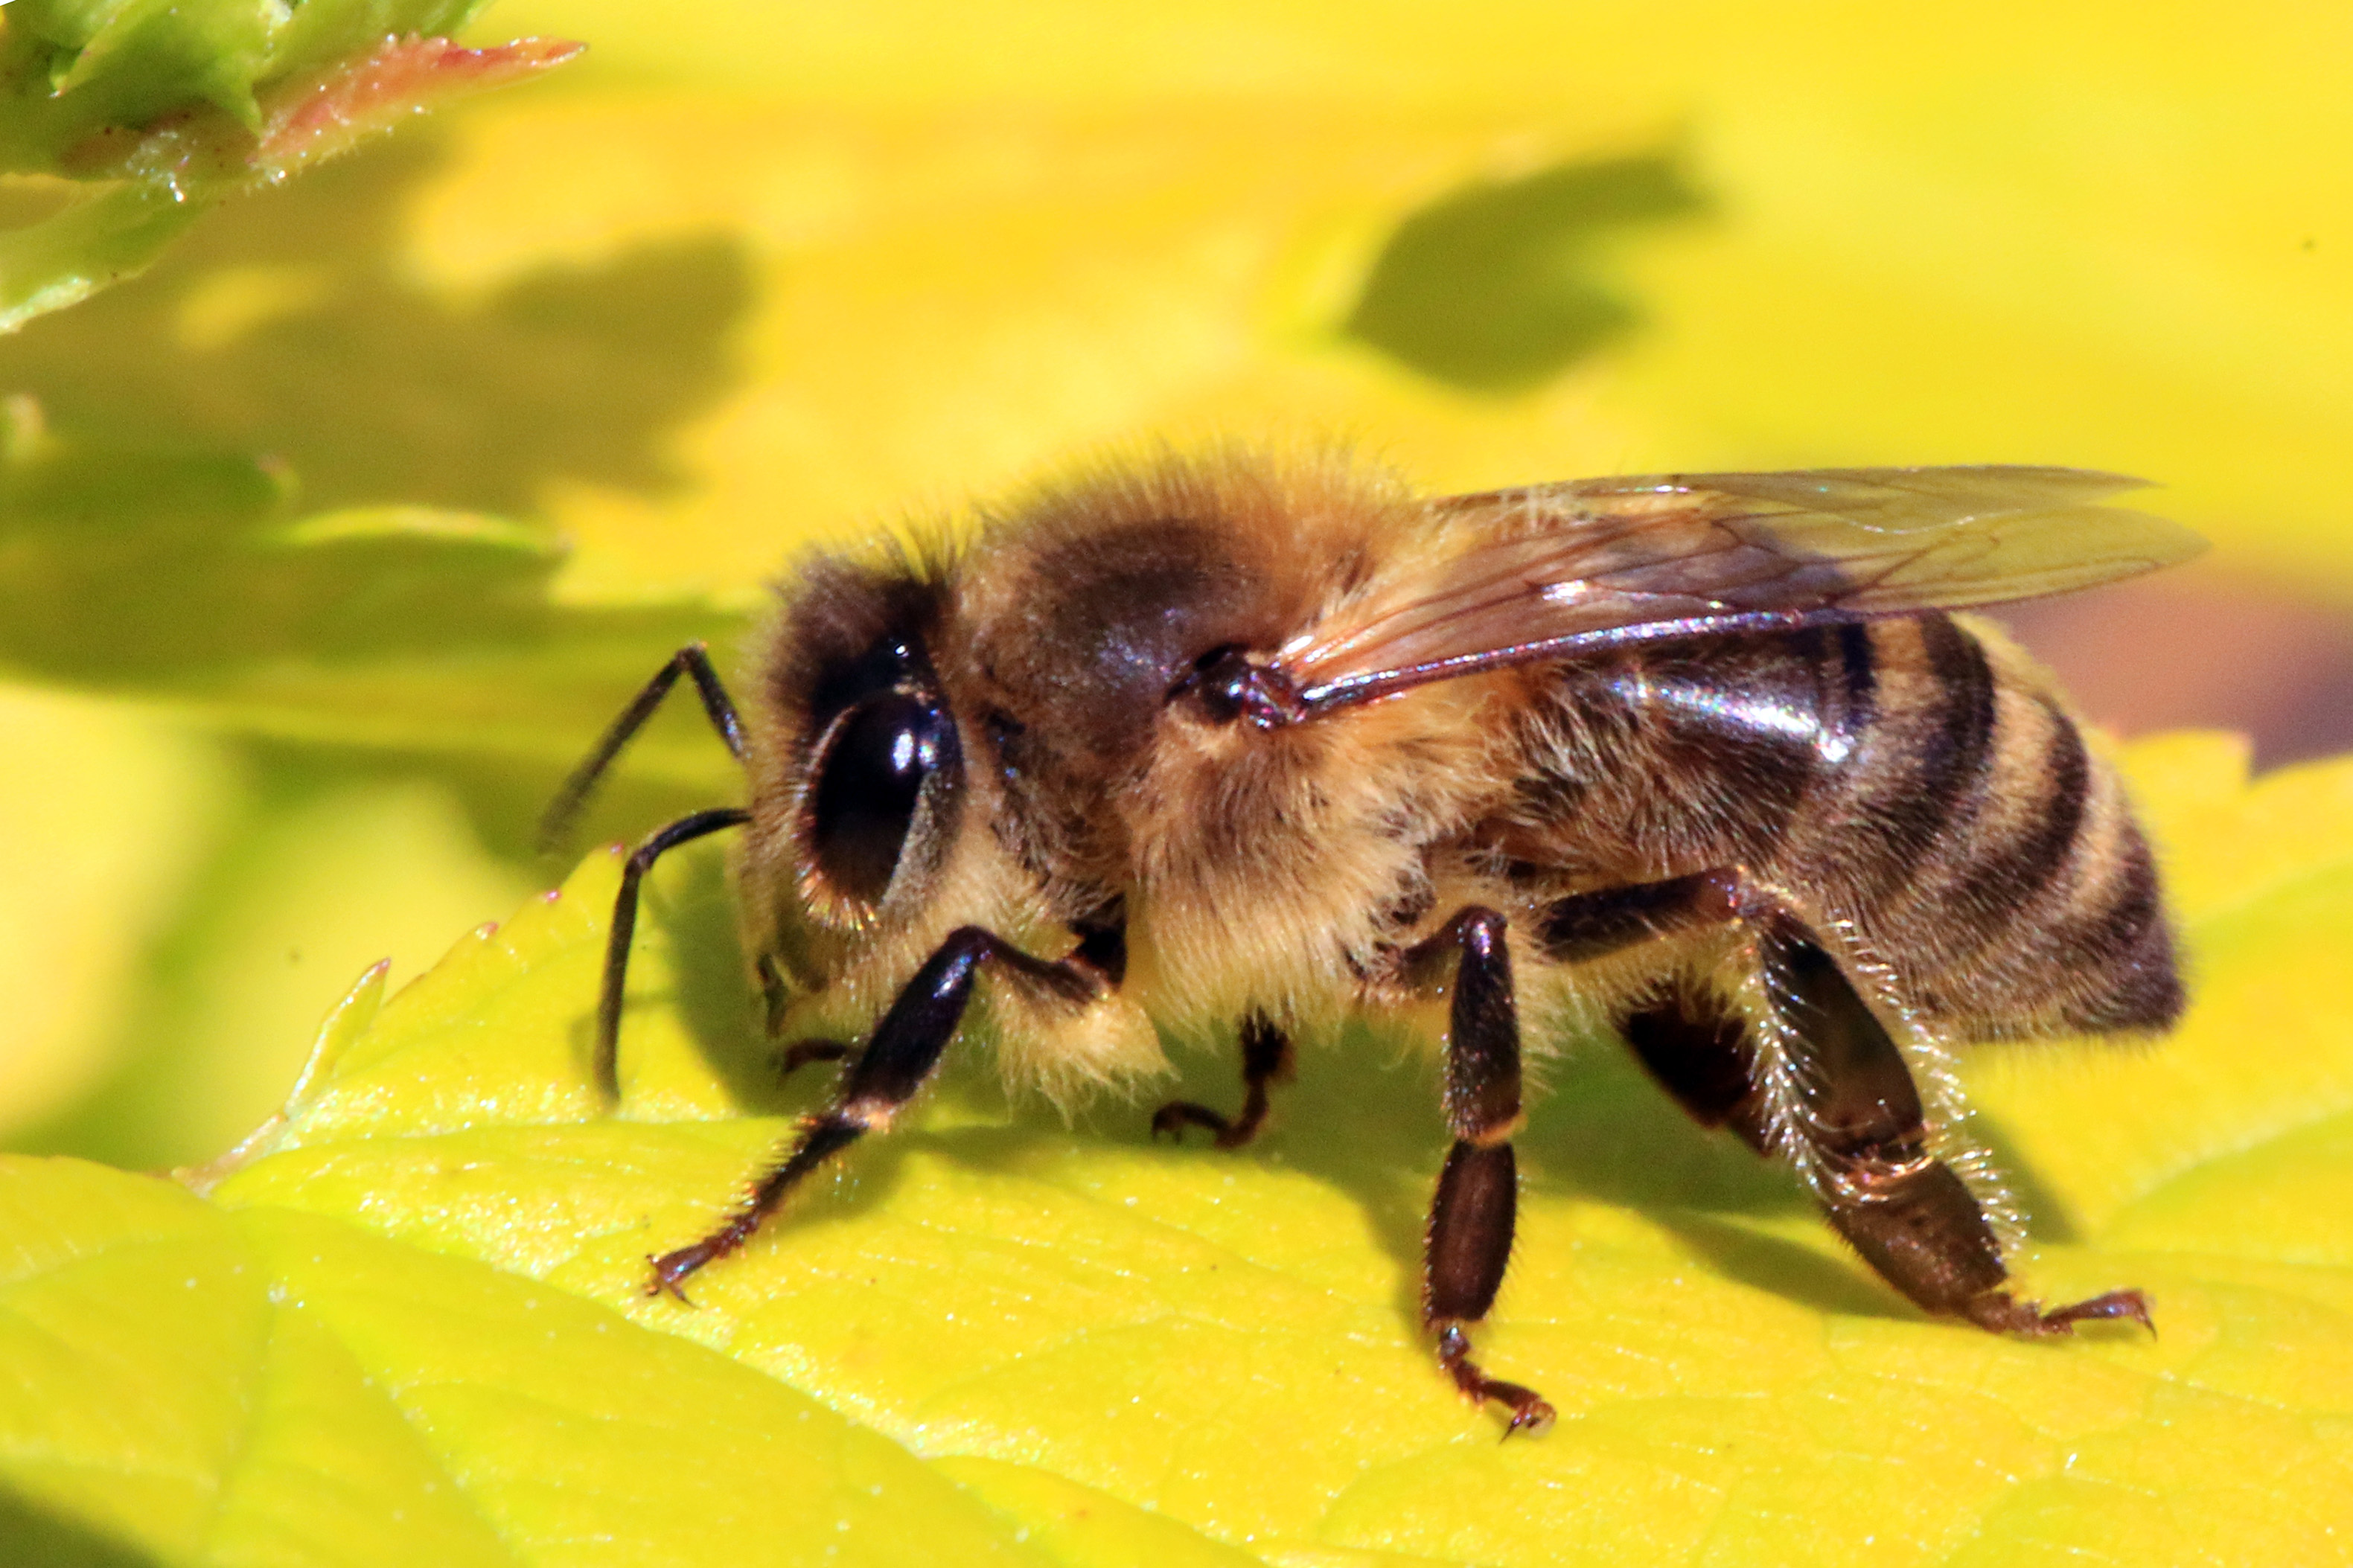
[
  {"left": 1509, "top": 613, "right": 2180, "bottom": 1039},
  {"left": 1807, "top": 615, "right": 2182, "bottom": 1038},
  {"left": 1797, "top": 615, "right": 1998, "bottom": 900}
]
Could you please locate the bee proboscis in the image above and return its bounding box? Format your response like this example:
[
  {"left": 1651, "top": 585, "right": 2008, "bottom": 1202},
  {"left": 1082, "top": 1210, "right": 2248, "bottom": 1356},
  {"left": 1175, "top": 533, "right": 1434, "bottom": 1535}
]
[{"left": 547, "top": 450, "right": 2201, "bottom": 1434}]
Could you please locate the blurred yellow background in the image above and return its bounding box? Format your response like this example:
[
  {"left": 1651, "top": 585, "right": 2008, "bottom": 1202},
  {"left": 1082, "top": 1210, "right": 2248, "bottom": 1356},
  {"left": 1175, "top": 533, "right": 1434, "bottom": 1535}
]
[{"left": 0, "top": 0, "right": 2346, "bottom": 1165}]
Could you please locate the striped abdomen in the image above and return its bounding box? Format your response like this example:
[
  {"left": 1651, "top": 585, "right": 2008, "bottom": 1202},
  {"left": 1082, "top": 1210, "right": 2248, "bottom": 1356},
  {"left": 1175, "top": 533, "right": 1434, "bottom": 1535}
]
[{"left": 1517, "top": 613, "right": 2182, "bottom": 1039}]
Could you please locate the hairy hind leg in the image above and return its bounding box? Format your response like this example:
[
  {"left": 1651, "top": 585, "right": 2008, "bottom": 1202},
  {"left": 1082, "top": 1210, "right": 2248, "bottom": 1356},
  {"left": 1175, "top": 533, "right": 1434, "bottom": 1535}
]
[{"left": 1610, "top": 897, "right": 2150, "bottom": 1337}]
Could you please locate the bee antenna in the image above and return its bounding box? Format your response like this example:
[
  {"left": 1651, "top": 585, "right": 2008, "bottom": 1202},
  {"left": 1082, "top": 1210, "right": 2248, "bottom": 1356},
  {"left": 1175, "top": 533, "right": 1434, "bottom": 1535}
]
[{"left": 540, "top": 642, "right": 749, "bottom": 854}]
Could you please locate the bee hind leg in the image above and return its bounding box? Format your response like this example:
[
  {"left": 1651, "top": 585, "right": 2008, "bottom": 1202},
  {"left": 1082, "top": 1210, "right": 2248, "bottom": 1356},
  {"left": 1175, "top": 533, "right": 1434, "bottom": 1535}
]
[
  {"left": 1618, "top": 906, "right": 2152, "bottom": 1338},
  {"left": 1151, "top": 1013, "right": 1292, "bottom": 1149},
  {"left": 1407, "top": 906, "right": 1554, "bottom": 1437}
]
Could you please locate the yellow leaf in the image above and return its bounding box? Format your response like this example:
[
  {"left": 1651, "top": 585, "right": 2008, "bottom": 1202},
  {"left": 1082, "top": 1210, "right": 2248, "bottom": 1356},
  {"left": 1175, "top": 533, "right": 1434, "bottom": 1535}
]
[{"left": 5, "top": 735, "right": 2346, "bottom": 1564}]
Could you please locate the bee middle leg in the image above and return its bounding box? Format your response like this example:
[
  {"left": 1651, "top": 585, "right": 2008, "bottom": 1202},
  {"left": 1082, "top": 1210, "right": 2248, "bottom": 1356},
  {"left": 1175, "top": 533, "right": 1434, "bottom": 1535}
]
[
  {"left": 1591, "top": 883, "right": 2151, "bottom": 1337},
  {"left": 1405, "top": 906, "right": 1555, "bottom": 1437},
  {"left": 1151, "top": 1013, "right": 1293, "bottom": 1148}
]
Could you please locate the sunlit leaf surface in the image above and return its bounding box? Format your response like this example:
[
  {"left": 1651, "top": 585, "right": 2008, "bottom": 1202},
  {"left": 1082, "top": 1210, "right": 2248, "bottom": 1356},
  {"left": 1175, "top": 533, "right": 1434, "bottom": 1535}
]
[{"left": 4, "top": 735, "right": 2349, "bottom": 1565}]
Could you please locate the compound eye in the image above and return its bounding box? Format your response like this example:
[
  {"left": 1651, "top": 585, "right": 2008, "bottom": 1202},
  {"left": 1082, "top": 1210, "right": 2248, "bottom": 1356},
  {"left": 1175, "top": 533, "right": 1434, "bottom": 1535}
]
[{"left": 807, "top": 691, "right": 957, "bottom": 907}]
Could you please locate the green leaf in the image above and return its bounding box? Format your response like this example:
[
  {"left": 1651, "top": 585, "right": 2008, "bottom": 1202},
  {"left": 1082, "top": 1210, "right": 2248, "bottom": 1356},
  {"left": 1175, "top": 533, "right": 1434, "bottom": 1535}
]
[
  {"left": 4, "top": 0, "right": 283, "bottom": 146},
  {"left": 0, "top": 1158, "right": 1055, "bottom": 1567},
  {"left": 0, "top": 5, "right": 579, "bottom": 327},
  {"left": 0, "top": 408, "right": 744, "bottom": 782},
  {"left": 0, "top": 1, "right": 498, "bottom": 168},
  {"left": 0, "top": 182, "right": 212, "bottom": 332},
  {"left": 7, "top": 735, "right": 2352, "bottom": 1564}
]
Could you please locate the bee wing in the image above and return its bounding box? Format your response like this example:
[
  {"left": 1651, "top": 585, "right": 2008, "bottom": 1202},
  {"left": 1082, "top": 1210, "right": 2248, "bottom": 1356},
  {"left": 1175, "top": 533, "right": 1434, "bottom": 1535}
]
[{"left": 1277, "top": 466, "right": 2204, "bottom": 713}]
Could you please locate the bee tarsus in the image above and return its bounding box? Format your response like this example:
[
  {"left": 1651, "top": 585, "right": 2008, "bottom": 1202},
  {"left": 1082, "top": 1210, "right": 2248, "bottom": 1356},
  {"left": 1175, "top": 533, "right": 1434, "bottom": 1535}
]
[
  {"left": 1963, "top": 1287, "right": 2156, "bottom": 1337},
  {"left": 645, "top": 1249, "right": 706, "bottom": 1305},
  {"left": 1436, "top": 1323, "right": 1556, "bottom": 1439}
]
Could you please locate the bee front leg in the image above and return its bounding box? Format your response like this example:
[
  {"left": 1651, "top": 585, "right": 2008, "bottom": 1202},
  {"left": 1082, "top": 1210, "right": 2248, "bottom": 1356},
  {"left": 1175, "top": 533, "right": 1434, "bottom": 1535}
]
[
  {"left": 648, "top": 927, "right": 1101, "bottom": 1301},
  {"left": 755, "top": 957, "right": 858, "bottom": 1078},
  {"left": 1151, "top": 1012, "right": 1293, "bottom": 1148},
  {"left": 1405, "top": 906, "right": 1555, "bottom": 1437}
]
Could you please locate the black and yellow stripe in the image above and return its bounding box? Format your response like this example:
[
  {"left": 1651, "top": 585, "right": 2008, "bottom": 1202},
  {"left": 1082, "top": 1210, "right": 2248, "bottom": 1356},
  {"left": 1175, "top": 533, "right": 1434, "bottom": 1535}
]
[
  {"left": 1796, "top": 613, "right": 2180, "bottom": 1038},
  {"left": 1516, "top": 610, "right": 2180, "bottom": 1041}
]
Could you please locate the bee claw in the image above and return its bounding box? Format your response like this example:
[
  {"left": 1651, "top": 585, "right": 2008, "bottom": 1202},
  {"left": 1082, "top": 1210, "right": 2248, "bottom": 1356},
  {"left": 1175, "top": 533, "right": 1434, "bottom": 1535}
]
[
  {"left": 1149, "top": 1101, "right": 1227, "bottom": 1142},
  {"left": 2042, "top": 1288, "right": 2155, "bottom": 1336},
  {"left": 1437, "top": 1323, "right": 1554, "bottom": 1440},
  {"left": 1502, "top": 1400, "right": 1557, "bottom": 1441},
  {"left": 646, "top": 1249, "right": 706, "bottom": 1305},
  {"left": 1964, "top": 1286, "right": 2156, "bottom": 1338}
]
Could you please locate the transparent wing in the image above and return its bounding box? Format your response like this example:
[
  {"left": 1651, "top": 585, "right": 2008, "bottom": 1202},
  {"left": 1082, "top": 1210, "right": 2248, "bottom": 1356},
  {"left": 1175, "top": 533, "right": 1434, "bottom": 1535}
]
[{"left": 1277, "top": 466, "right": 2204, "bottom": 713}]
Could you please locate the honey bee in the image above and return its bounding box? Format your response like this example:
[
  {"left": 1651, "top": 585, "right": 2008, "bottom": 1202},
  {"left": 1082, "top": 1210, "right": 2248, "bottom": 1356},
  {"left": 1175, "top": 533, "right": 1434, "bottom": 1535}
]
[{"left": 547, "top": 449, "right": 2201, "bottom": 1435}]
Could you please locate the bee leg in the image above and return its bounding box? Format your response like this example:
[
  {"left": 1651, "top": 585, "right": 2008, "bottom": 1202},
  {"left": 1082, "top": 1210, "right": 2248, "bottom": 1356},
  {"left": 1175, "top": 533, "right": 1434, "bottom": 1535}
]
[
  {"left": 1406, "top": 907, "right": 1555, "bottom": 1437},
  {"left": 1754, "top": 916, "right": 2152, "bottom": 1338},
  {"left": 540, "top": 642, "right": 747, "bottom": 851},
  {"left": 1619, "top": 988, "right": 1771, "bottom": 1153},
  {"left": 756, "top": 953, "right": 796, "bottom": 1037},
  {"left": 647, "top": 926, "right": 1101, "bottom": 1301},
  {"left": 1547, "top": 871, "right": 1766, "bottom": 1140},
  {"left": 759, "top": 967, "right": 858, "bottom": 1079},
  {"left": 1151, "top": 1013, "right": 1292, "bottom": 1148},
  {"left": 1538, "top": 871, "right": 1731, "bottom": 962},
  {"left": 596, "top": 807, "right": 754, "bottom": 1100},
  {"left": 775, "top": 1040, "right": 852, "bottom": 1078}
]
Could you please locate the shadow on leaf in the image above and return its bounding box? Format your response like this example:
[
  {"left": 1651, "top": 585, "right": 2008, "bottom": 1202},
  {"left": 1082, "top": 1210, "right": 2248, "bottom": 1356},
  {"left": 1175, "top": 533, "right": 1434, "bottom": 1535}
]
[
  {"left": 0, "top": 1486, "right": 162, "bottom": 1568},
  {"left": 645, "top": 834, "right": 789, "bottom": 1110},
  {"left": 1343, "top": 147, "right": 1708, "bottom": 392},
  {"left": 1652, "top": 1209, "right": 1915, "bottom": 1321},
  {"left": 0, "top": 133, "right": 754, "bottom": 517},
  {"left": 0, "top": 132, "right": 764, "bottom": 775},
  {"left": 1069, "top": 1017, "right": 2089, "bottom": 1334}
]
